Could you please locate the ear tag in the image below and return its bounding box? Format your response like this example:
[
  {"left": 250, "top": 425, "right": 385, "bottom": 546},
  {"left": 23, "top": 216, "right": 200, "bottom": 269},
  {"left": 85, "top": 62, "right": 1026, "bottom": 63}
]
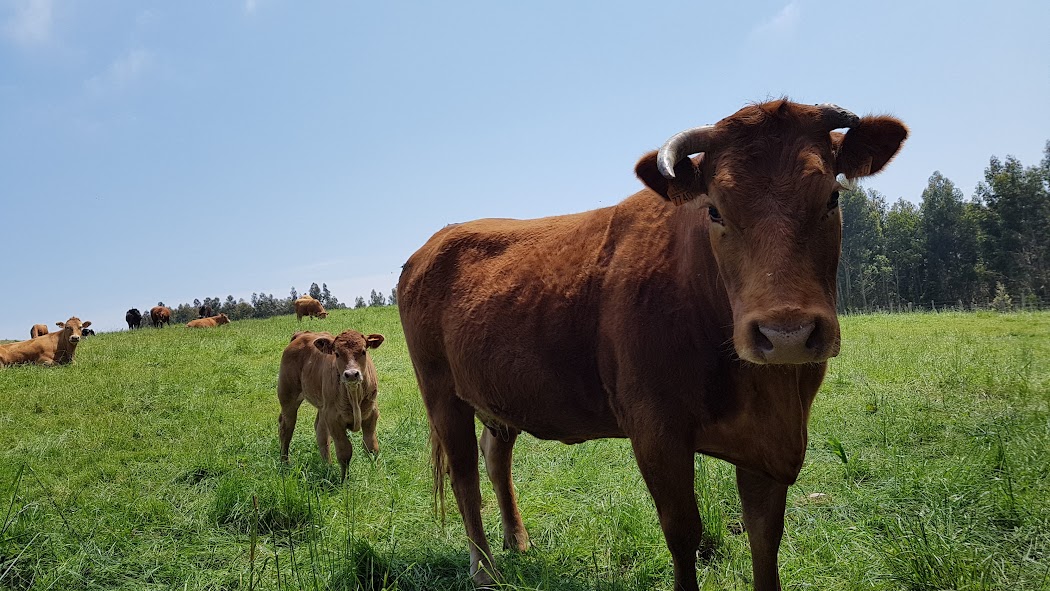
[
  {"left": 668, "top": 186, "right": 695, "bottom": 207},
  {"left": 835, "top": 173, "right": 856, "bottom": 190}
]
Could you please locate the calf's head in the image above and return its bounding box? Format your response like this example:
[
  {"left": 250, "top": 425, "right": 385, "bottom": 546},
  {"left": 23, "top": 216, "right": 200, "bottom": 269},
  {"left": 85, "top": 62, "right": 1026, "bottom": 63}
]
[
  {"left": 636, "top": 100, "right": 907, "bottom": 364},
  {"left": 215, "top": 313, "right": 230, "bottom": 325},
  {"left": 313, "top": 330, "right": 384, "bottom": 429},
  {"left": 56, "top": 317, "right": 92, "bottom": 344}
]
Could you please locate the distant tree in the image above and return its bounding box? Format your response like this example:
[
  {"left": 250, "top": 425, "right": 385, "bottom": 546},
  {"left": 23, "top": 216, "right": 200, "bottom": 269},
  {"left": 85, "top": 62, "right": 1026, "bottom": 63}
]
[
  {"left": 838, "top": 186, "right": 884, "bottom": 311},
  {"left": 289, "top": 287, "right": 298, "bottom": 301},
  {"left": 884, "top": 199, "right": 924, "bottom": 306},
  {"left": 157, "top": 301, "right": 166, "bottom": 308},
  {"left": 369, "top": 289, "right": 387, "bottom": 307},
  {"left": 388, "top": 287, "right": 398, "bottom": 306},
  {"left": 320, "top": 283, "right": 333, "bottom": 307},
  {"left": 920, "top": 172, "right": 980, "bottom": 306},
  {"left": 193, "top": 298, "right": 201, "bottom": 307},
  {"left": 172, "top": 304, "right": 196, "bottom": 324},
  {"left": 309, "top": 282, "right": 322, "bottom": 300},
  {"left": 354, "top": 296, "right": 366, "bottom": 309}
]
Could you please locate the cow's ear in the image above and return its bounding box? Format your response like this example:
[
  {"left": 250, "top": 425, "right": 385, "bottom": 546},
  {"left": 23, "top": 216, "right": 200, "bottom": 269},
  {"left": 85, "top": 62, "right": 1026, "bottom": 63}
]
[
  {"left": 56, "top": 322, "right": 65, "bottom": 328},
  {"left": 82, "top": 321, "right": 91, "bottom": 328},
  {"left": 634, "top": 151, "right": 706, "bottom": 205},
  {"left": 834, "top": 116, "right": 908, "bottom": 180},
  {"left": 365, "top": 334, "right": 385, "bottom": 349},
  {"left": 314, "top": 337, "right": 335, "bottom": 355}
]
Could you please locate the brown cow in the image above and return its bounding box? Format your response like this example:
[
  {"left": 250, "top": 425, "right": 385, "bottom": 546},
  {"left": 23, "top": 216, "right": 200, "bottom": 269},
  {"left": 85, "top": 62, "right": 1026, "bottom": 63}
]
[
  {"left": 186, "top": 313, "right": 230, "bottom": 328},
  {"left": 293, "top": 296, "right": 328, "bottom": 321},
  {"left": 398, "top": 100, "right": 907, "bottom": 590},
  {"left": 30, "top": 324, "right": 49, "bottom": 338},
  {"left": 1, "top": 317, "right": 92, "bottom": 366},
  {"left": 277, "top": 329, "right": 384, "bottom": 480},
  {"left": 150, "top": 306, "right": 172, "bottom": 328}
]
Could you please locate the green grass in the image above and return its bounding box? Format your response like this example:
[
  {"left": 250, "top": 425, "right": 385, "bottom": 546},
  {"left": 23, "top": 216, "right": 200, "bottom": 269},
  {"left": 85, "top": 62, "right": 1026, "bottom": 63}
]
[{"left": 1, "top": 309, "right": 1048, "bottom": 590}]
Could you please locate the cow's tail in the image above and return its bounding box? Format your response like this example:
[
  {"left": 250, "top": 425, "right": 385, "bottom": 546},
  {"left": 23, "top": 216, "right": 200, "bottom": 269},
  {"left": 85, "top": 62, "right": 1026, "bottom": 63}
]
[{"left": 430, "top": 422, "right": 448, "bottom": 525}]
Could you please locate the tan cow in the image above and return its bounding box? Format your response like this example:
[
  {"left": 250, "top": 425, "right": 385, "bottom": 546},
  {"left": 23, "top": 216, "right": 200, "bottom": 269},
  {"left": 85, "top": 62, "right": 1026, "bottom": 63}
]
[
  {"left": 187, "top": 313, "right": 231, "bottom": 328},
  {"left": 398, "top": 100, "right": 908, "bottom": 590},
  {"left": 293, "top": 296, "right": 328, "bottom": 321},
  {"left": 1, "top": 317, "right": 92, "bottom": 366},
  {"left": 277, "top": 329, "right": 384, "bottom": 480},
  {"left": 30, "top": 324, "right": 49, "bottom": 338}
]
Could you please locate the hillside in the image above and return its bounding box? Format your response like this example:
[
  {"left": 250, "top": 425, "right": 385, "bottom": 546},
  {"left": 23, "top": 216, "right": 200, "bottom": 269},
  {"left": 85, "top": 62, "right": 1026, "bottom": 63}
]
[{"left": 1, "top": 309, "right": 1048, "bottom": 590}]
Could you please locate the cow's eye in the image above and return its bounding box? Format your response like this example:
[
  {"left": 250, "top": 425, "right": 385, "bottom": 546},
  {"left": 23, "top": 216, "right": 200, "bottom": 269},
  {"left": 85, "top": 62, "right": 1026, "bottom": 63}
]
[
  {"left": 828, "top": 191, "right": 839, "bottom": 211},
  {"left": 708, "top": 206, "right": 723, "bottom": 224}
]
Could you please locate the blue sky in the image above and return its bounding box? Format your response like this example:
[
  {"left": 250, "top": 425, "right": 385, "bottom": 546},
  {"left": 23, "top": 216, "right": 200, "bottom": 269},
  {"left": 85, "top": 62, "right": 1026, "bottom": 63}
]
[{"left": 1, "top": 0, "right": 1048, "bottom": 339}]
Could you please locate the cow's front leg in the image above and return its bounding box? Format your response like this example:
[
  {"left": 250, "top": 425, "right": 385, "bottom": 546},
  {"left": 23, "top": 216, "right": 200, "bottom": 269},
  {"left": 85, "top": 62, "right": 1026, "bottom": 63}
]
[
  {"left": 314, "top": 412, "right": 331, "bottom": 462},
  {"left": 326, "top": 414, "right": 354, "bottom": 481},
  {"left": 361, "top": 405, "right": 380, "bottom": 455},
  {"left": 736, "top": 466, "right": 788, "bottom": 591},
  {"left": 631, "top": 437, "right": 701, "bottom": 591}
]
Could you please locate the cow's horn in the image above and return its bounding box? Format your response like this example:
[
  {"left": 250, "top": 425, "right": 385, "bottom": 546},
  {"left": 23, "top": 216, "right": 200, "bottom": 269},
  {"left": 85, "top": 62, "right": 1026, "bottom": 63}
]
[
  {"left": 817, "top": 103, "right": 860, "bottom": 130},
  {"left": 656, "top": 124, "right": 717, "bottom": 179}
]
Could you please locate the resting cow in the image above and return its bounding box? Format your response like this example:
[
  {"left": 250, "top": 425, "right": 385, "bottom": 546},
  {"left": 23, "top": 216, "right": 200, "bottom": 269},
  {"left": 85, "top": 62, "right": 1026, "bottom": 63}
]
[
  {"left": 277, "top": 329, "right": 384, "bottom": 480},
  {"left": 1, "top": 317, "right": 93, "bottom": 366},
  {"left": 187, "top": 313, "right": 230, "bottom": 328},
  {"left": 150, "top": 306, "right": 172, "bottom": 328},
  {"left": 398, "top": 100, "right": 908, "bottom": 590},
  {"left": 293, "top": 296, "right": 328, "bottom": 321},
  {"left": 30, "top": 324, "right": 49, "bottom": 338},
  {"left": 126, "top": 308, "right": 142, "bottom": 329}
]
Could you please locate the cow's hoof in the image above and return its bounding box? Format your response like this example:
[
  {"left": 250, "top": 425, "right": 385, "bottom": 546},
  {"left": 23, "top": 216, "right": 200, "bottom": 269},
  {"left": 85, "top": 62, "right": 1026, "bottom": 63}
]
[
  {"left": 470, "top": 563, "right": 499, "bottom": 588},
  {"left": 504, "top": 530, "right": 529, "bottom": 552}
]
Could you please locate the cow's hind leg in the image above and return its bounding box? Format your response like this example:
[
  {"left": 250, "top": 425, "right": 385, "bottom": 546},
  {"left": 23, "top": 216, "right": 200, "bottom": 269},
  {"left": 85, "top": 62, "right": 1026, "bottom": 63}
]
[
  {"left": 736, "top": 466, "right": 788, "bottom": 591},
  {"left": 479, "top": 425, "right": 529, "bottom": 551},
  {"left": 422, "top": 374, "right": 498, "bottom": 586},
  {"left": 277, "top": 381, "right": 303, "bottom": 464},
  {"left": 631, "top": 437, "right": 701, "bottom": 591}
]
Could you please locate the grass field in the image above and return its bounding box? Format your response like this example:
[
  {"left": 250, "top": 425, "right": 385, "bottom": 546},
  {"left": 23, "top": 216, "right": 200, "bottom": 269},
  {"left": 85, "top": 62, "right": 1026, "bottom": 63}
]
[{"left": 1, "top": 308, "right": 1048, "bottom": 590}]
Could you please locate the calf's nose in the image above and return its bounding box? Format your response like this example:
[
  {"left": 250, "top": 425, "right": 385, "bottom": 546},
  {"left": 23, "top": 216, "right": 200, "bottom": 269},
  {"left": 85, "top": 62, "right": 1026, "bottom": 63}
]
[
  {"left": 343, "top": 369, "right": 362, "bottom": 382},
  {"left": 754, "top": 321, "right": 818, "bottom": 363}
]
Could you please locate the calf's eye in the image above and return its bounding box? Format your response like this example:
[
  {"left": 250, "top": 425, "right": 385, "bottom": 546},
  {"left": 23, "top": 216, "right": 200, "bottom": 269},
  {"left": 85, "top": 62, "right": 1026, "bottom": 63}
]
[{"left": 828, "top": 191, "right": 839, "bottom": 210}]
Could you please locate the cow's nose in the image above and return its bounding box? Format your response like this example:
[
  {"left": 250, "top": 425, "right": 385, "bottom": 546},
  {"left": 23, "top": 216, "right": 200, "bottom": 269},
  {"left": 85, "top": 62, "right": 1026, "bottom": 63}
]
[
  {"left": 343, "top": 369, "right": 362, "bottom": 382},
  {"left": 70, "top": 336, "right": 80, "bottom": 342},
  {"left": 753, "top": 321, "right": 817, "bottom": 363}
]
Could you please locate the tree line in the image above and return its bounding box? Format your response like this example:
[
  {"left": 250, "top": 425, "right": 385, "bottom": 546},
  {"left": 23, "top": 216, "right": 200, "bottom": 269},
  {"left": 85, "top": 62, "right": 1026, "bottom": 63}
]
[
  {"left": 838, "top": 142, "right": 1049, "bottom": 313},
  {"left": 151, "top": 283, "right": 399, "bottom": 324}
]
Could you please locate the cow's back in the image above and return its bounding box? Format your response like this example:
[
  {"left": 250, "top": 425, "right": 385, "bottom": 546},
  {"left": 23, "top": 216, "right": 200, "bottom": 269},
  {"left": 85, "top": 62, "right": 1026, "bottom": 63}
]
[
  {"left": 399, "top": 198, "right": 689, "bottom": 440},
  {"left": 279, "top": 332, "right": 336, "bottom": 407}
]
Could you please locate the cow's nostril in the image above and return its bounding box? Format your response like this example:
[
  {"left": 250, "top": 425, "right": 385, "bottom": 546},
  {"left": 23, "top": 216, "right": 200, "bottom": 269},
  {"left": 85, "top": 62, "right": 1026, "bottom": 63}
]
[
  {"left": 752, "top": 323, "right": 773, "bottom": 353},
  {"left": 805, "top": 319, "right": 824, "bottom": 351}
]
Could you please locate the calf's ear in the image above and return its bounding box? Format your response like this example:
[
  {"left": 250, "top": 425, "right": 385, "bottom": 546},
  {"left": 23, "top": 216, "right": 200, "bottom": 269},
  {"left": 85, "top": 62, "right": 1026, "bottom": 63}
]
[
  {"left": 314, "top": 337, "right": 335, "bottom": 354},
  {"left": 634, "top": 151, "right": 706, "bottom": 205},
  {"left": 56, "top": 322, "right": 65, "bottom": 328},
  {"left": 835, "top": 116, "right": 908, "bottom": 179},
  {"left": 366, "top": 334, "right": 385, "bottom": 349},
  {"left": 82, "top": 321, "right": 92, "bottom": 328}
]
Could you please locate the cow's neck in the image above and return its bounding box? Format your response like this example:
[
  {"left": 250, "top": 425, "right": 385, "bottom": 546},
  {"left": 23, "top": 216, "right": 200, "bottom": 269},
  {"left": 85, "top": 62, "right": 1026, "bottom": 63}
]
[{"left": 54, "top": 330, "right": 76, "bottom": 364}]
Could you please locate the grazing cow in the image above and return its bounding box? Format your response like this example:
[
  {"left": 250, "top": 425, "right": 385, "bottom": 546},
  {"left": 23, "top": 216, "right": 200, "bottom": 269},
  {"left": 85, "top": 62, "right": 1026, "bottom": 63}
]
[
  {"left": 186, "top": 313, "right": 230, "bottom": 328},
  {"left": 0, "top": 317, "right": 93, "bottom": 366},
  {"left": 277, "top": 329, "right": 384, "bottom": 480},
  {"left": 199, "top": 305, "right": 214, "bottom": 318},
  {"left": 150, "top": 306, "right": 172, "bottom": 328},
  {"left": 398, "top": 100, "right": 908, "bottom": 590},
  {"left": 126, "top": 308, "right": 143, "bottom": 329},
  {"left": 30, "top": 324, "right": 49, "bottom": 338},
  {"left": 293, "top": 296, "right": 328, "bottom": 321}
]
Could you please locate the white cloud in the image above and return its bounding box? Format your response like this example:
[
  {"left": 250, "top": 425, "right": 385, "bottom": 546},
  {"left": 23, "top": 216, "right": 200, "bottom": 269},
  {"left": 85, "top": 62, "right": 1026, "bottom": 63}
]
[
  {"left": 4, "top": 0, "right": 52, "bottom": 46},
  {"left": 750, "top": 1, "right": 800, "bottom": 40},
  {"left": 85, "top": 48, "right": 152, "bottom": 95}
]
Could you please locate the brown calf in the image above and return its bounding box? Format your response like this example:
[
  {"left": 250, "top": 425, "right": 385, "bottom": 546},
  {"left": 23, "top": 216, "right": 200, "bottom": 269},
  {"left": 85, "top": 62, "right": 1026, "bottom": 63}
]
[
  {"left": 30, "top": 324, "right": 49, "bottom": 338},
  {"left": 294, "top": 296, "right": 328, "bottom": 321},
  {"left": 399, "top": 100, "right": 907, "bottom": 589},
  {"left": 277, "top": 329, "right": 384, "bottom": 480},
  {"left": 150, "top": 306, "right": 172, "bottom": 327},
  {"left": 1, "top": 317, "right": 92, "bottom": 366},
  {"left": 187, "top": 313, "right": 231, "bottom": 328}
]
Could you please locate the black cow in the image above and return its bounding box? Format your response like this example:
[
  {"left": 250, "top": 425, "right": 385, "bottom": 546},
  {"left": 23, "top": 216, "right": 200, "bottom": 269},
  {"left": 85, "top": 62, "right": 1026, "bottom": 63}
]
[{"left": 126, "top": 308, "right": 142, "bottom": 330}]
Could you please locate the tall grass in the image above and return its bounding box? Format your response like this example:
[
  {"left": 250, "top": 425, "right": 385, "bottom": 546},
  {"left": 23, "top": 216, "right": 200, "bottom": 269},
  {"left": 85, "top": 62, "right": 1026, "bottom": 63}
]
[{"left": 0, "top": 309, "right": 1047, "bottom": 590}]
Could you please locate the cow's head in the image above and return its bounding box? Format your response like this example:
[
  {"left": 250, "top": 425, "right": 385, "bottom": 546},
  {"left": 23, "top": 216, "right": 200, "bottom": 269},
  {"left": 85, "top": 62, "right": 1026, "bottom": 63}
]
[
  {"left": 318, "top": 310, "right": 329, "bottom": 319},
  {"left": 636, "top": 100, "right": 907, "bottom": 364},
  {"left": 215, "top": 313, "right": 231, "bottom": 325},
  {"left": 314, "top": 330, "right": 384, "bottom": 429},
  {"left": 56, "top": 317, "right": 92, "bottom": 344}
]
